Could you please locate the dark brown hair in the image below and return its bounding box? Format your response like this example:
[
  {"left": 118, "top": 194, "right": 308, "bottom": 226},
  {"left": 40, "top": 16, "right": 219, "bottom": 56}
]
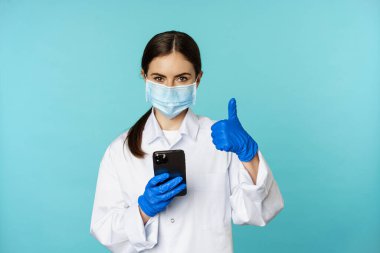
[{"left": 123, "top": 30, "right": 202, "bottom": 158}]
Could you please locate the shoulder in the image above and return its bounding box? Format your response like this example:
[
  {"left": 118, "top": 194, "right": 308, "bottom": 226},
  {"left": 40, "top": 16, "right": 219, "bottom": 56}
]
[
  {"left": 102, "top": 129, "right": 130, "bottom": 161},
  {"left": 193, "top": 111, "right": 218, "bottom": 130}
]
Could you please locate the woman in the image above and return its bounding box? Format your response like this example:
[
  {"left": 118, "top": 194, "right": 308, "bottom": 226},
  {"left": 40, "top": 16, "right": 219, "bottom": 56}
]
[{"left": 90, "top": 30, "right": 284, "bottom": 253}]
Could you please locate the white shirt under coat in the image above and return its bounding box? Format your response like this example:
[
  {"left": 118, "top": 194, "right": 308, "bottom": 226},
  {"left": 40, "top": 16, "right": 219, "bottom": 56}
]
[{"left": 90, "top": 108, "right": 284, "bottom": 253}]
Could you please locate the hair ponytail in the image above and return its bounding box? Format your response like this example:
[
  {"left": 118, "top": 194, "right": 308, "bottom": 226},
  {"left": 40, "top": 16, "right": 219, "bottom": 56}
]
[{"left": 123, "top": 107, "right": 152, "bottom": 158}]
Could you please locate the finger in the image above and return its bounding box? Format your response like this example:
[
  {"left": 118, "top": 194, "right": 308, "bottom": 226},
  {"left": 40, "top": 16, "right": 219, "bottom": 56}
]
[
  {"left": 213, "top": 137, "right": 233, "bottom": 152},
  {"left": 159, "top": 183, "right": 187, "bottom": 201},
  {"left": 212, "top": 136, "right": 227, "bottom": 147},
  {"left": 211, "top": 119, "right": 227, "bottom": 132},
  {"left": 212, "top": 137, "right": 224, "bottom": 150},
  {"left": 228, "top": 98, "right": 238, "bottom": 120},
  {"left": 148, "top": 172, "right": 170, "bottom": 187},
  {"left": 223, "top": 143, "right": 232, "bottom": 151},
  {"left": 211, "top": 129, "right": 225, "bottom": 139},
  {"left": 219, "top": 140, "right": 231, "bottom": 151},
  {"left": 154, "top": 176, "right": 183, "bottom": 194},
  {"left": 155, "top": 199, "right": 172, "bottom": 211}
]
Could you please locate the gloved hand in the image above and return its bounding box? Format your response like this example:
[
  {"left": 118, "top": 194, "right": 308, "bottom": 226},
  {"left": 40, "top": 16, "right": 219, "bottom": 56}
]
[
  {"left": 211, "top": 98, "right": 258, "bottom": 162},
  {"left": 138, "top": 172, "right": 186, "bottom": 217}
]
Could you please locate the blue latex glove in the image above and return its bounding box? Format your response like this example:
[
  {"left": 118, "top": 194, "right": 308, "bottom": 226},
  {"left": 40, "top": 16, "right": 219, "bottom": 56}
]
[
  {"left": 138, "top": 172, "right": 186, "bottom": 217},
  {"left": 211, "top": 98, "right": 259, "bottom": 162}
]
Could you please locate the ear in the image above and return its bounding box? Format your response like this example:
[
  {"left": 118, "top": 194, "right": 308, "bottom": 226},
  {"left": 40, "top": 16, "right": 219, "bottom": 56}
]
[
  {"left": 140, "top": 69, "right": 146, "bottom": 79},
  {"left": 196, "top": 71, "right": 203, "bottom": 88}
]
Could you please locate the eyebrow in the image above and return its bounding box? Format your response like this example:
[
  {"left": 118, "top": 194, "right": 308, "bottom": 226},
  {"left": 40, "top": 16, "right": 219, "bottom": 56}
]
[{"left": 150, "top": 72, "right": 192, "bottom": 77}]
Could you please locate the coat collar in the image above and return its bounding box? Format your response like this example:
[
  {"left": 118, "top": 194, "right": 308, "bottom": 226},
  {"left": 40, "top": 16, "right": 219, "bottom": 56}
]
[{"left": 144, "top": 108, "right": 200, "bottom": 144}]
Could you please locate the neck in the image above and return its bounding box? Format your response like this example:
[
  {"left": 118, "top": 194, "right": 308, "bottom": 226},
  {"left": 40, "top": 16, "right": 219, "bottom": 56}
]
[{"left": 154, "top": 108, "right": 188, "bottom": 130}]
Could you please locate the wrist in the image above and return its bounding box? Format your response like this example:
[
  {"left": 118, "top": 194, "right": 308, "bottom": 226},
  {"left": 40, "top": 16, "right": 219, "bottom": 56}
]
[
  {"left": 138, "top": 195, "right": 155, "bottom": 217},
  {"left": 138, "top": 205, "right": 151, "bottom": 225},
  {"left": 238, "top": 138, "right": 258, "bottom": 162}
]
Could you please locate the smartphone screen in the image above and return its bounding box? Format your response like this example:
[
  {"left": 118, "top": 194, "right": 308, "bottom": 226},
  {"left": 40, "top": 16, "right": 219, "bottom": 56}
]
[{"left": 153, "top": 149, "right": 187, "bottom": 196}]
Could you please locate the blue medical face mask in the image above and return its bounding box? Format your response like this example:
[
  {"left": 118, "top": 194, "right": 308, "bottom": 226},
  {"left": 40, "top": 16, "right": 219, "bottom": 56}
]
[{"left": 145, "top": 76, "right": 198, "bottom": 119}]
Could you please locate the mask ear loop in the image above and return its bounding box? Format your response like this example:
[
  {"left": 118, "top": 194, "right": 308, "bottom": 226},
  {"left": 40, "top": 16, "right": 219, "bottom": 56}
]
[
  {"left": 144, "top": 74, "right": 149, "bottom": 102},
  {"left": 192, "top": 76, "right": 198, "bottom": 105}
]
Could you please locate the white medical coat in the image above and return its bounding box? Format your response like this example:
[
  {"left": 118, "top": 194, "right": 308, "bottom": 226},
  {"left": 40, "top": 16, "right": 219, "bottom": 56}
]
[{"left": 90, "top": 108, "right": 284, "bottom": 253}]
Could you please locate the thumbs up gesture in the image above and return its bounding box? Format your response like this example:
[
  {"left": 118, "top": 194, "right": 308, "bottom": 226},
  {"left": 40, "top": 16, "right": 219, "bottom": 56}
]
[{"left": 211, "top": 98, "right": 258, "bottom": 162}]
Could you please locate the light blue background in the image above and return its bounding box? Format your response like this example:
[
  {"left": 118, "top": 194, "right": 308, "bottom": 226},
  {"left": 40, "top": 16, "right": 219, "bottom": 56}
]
[{"left": 0, "top": 1, "right": 379, "bottom": 252}]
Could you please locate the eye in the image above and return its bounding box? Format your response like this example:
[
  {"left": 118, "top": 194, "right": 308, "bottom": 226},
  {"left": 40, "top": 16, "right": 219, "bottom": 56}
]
[
  {"left": 153, "top": 76, "right": 164, "bottom": 82},
  {"left": 178, "top": 76, "right": 188, "bottom": 82}
]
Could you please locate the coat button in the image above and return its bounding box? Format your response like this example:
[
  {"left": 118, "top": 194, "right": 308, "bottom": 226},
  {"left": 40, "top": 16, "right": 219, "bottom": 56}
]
[{"left": 170, "top": 218, "right": 175, "bottom": 223}]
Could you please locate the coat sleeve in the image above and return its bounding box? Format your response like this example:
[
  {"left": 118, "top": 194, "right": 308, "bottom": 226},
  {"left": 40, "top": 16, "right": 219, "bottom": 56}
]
[
  {"left": 228, "top": 149, "right": 284, "bottom": 226},
  {"left": 90, "top": 145, "right": 159, "bottom": 252}
]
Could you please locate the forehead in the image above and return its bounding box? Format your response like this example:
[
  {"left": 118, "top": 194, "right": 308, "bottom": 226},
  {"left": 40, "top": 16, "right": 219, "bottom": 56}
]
[{"left": 148, "top": 52, "right": 195, "bottom": 75}]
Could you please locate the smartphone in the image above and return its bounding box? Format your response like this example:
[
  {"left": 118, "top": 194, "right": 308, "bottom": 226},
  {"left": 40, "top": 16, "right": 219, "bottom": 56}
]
[{"left": 153, "top": 149, "right": 187, "bottom": 196}]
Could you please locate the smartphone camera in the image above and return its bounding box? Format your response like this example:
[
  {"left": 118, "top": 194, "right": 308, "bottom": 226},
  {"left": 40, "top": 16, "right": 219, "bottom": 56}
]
[{"left": 154, "top": 153, "right": 168, "bottom": 165}]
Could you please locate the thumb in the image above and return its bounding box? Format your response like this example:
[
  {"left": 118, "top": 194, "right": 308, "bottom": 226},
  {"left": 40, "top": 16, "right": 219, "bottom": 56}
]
[{"left": 228, "top": 98, "right": 238, "bottom": 120}]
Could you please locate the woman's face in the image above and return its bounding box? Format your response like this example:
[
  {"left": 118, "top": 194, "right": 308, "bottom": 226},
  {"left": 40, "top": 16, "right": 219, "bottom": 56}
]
[{"left": 142, "top": 52, "right": 202, "bottom": 87}]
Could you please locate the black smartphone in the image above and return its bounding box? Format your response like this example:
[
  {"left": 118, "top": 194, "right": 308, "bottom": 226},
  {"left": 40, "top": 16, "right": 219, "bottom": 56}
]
[{"left": 153, "top": 149, "right": 187, "bottom": 196}]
